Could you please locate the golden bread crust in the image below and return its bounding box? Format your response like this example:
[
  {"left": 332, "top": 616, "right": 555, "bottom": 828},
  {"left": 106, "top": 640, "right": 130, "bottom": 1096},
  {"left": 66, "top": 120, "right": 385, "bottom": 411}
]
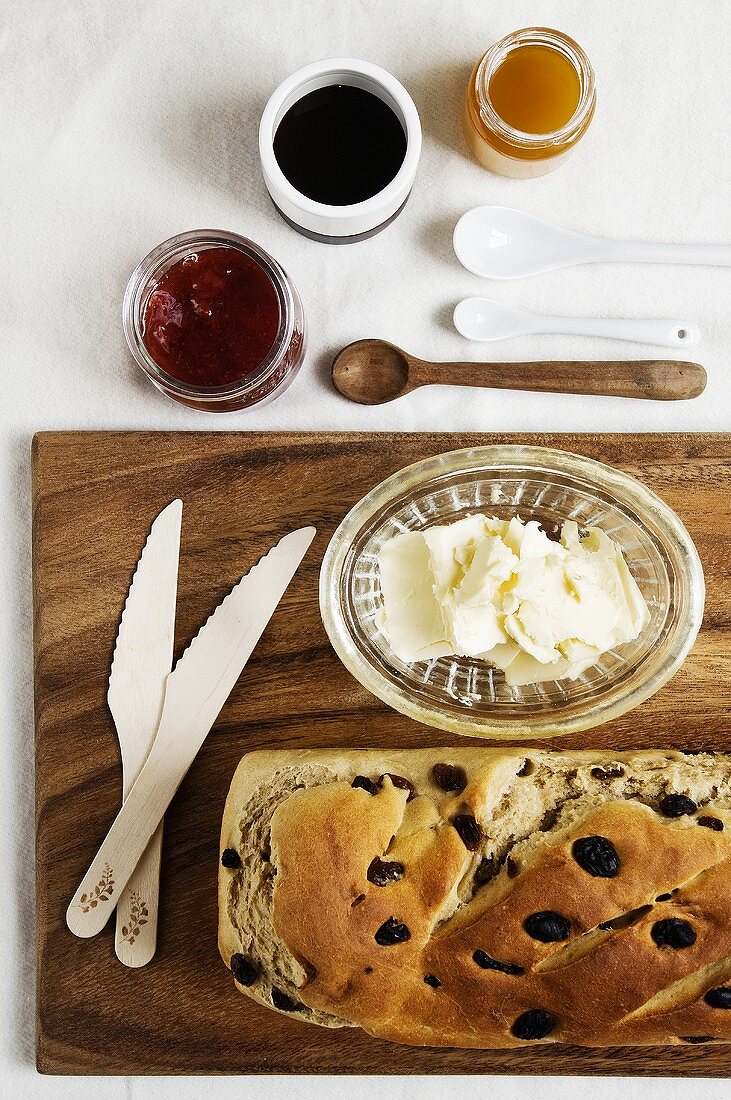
[{"left": 219, "top": 748, "right": 731, "bottom": 1048}]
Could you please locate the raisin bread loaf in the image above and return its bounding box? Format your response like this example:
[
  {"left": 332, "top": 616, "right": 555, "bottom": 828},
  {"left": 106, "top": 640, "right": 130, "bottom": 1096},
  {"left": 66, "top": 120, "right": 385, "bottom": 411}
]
[{"left": 218, "top": 748, "right": 731, "bottom": 1048}]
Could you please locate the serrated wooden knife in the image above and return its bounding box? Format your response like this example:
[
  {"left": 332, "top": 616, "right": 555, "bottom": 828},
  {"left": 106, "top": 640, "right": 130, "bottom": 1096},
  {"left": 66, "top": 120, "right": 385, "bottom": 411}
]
[
  {"left": 108, "top": 498, "right": 182, "bottom": 967},
  {"left": 67, "top": 524, "right": 316, "bottom": 940}
]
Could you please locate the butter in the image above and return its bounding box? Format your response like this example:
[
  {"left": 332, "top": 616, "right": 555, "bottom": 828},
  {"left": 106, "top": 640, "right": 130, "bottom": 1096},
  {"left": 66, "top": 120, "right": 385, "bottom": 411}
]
[
  {"left": 376, "top": 531, "right": 452, "bottom": 661},
  {"left": 376, "top": 514, "right": 650, "bottom": 686}
]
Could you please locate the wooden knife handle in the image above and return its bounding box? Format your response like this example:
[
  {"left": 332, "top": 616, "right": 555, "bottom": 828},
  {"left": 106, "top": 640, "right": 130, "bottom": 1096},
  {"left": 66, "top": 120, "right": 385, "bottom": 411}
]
[
  {"left": 414, "top": 359, "right": 706, "bottom": 401},
  {"left": 66, "top": 754, "right": 175, "bottom": 938},
  {"left": 114, "top": 823, "right": 163, "bottom": 967}
]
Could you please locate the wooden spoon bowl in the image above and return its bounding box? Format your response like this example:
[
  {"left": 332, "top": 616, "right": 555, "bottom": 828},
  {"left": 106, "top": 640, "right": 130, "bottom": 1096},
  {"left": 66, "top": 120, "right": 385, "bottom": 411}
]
[{"left": 332, "top": 339, "right": 412, "bottom": 404}]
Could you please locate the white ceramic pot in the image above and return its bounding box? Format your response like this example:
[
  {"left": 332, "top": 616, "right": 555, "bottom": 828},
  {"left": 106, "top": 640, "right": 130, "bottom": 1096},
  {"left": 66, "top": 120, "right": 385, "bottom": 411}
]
[{"left": 259, "top": 57, "right": 422, "bottom": 243}]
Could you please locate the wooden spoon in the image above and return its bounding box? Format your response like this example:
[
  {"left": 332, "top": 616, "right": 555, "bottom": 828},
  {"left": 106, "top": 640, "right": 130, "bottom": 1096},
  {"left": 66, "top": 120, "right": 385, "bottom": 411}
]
[{"left": 331, "top": 339, "right": 707, "bottom": 405}]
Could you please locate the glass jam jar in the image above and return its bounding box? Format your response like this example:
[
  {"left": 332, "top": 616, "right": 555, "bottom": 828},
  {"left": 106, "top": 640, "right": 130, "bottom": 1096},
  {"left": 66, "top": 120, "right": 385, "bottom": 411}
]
[
  {"left": 463, "top": 27, "right": 596, "bottom": 179},
  {"left": 123, "top": 230, "right": 306, "bottom": 411}
]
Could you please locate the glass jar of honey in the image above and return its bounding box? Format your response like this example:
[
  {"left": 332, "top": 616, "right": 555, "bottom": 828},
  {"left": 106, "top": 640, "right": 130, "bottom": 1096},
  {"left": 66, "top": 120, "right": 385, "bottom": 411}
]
[{"left": 463, "top": 27, "right": 596, "bottom": 178}]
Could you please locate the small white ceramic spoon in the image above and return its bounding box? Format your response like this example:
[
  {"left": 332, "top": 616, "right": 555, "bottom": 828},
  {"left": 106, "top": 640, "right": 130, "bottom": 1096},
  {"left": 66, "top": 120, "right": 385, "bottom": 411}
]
[
  {"left": 453, "top": 206, "right": 731, "bottom": 279},
  {"left": 454, "top": 298, "right": 701, "bottom": 349}
]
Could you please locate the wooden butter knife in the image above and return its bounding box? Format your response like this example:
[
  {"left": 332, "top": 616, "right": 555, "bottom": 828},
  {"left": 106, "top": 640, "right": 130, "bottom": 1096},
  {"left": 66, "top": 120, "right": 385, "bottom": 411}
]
[
  {"left": 66, "top": 525, "right": 316, "bottom": 939},
  {"left": 108, "top": 499, "right": 182, "bottom": 967}
]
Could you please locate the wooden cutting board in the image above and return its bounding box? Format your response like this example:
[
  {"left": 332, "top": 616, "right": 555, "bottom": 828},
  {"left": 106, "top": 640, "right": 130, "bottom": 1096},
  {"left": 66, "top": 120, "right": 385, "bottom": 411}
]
[{"left": 33, "top": 431, "right": 731, "bottom": 1077}]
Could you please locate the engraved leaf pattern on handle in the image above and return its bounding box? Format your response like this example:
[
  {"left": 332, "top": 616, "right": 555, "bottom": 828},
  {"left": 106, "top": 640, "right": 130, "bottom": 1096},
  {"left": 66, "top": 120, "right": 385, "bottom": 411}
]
[
  {"left": 120, "top": 890, "right": 149, "bottom": 945},
  {"left": 76, "top": 864, "right": 115, "bottom": 912}
]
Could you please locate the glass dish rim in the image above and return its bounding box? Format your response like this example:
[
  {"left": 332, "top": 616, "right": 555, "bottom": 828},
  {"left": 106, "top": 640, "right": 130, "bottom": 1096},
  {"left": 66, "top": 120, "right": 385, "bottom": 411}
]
[
  {"left": 319, "top": 444, "right": 705, "bottom": 739},
  {"left": 122, "top": 229, "right": 297, "bottom": 400}
]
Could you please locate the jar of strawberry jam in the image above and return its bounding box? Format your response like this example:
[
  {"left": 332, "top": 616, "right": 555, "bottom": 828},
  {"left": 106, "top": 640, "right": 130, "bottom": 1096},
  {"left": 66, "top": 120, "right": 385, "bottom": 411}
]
[{"left": 123, "top": 230, "right": 306, "bottom": 411}]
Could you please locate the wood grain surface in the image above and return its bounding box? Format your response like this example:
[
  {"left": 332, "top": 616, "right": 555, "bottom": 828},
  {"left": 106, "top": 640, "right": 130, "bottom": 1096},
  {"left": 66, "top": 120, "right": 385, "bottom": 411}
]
[{"left": 33, "top": 431, "right": 731, "bottom": 1076}]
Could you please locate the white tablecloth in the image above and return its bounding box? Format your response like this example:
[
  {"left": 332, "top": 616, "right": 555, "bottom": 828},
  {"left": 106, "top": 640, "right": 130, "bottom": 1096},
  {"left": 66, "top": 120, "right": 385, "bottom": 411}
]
[{"left": 2, "top": 0, "right": 730, "bottom": 1096}]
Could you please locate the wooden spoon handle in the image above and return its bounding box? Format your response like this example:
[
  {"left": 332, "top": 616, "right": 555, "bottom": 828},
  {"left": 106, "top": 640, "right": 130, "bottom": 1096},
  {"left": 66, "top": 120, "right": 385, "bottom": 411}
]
[{"left": 413, "top": 359, "right": 706, "bottom": 401}]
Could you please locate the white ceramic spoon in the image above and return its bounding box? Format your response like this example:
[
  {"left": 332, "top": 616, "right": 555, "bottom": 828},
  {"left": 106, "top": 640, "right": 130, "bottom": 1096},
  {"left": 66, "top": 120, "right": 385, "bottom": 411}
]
[
  {"left": 454, "top": 298, "right": 701, "bottom": 349},
  {"left": 453, "top": 206, "right": 731, "bottom": 279}
]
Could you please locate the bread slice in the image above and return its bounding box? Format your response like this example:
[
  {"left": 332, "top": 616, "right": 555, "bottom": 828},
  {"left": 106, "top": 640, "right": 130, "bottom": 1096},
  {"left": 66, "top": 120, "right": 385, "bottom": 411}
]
[{"left": 218, "top": 748, "right": 731, "bottom": 1048}]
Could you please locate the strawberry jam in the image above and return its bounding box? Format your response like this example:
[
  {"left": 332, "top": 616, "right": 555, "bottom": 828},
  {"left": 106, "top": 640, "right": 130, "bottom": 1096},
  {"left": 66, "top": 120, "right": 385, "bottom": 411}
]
[{"left": 142, "top": 247, "right": 281, "bottom": 387}]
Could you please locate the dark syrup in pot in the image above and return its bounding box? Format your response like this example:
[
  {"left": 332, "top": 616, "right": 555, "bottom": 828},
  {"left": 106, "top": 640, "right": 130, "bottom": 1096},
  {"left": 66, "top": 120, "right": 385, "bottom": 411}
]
[{"left": 273, "top": 84, "right": 407, "bottom": 206}]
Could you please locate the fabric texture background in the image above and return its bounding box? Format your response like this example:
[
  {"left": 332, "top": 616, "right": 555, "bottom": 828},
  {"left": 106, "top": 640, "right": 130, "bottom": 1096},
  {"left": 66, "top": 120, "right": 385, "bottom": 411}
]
[{"left": 1, "top": 0, "right": 729, "bottom": 1096}]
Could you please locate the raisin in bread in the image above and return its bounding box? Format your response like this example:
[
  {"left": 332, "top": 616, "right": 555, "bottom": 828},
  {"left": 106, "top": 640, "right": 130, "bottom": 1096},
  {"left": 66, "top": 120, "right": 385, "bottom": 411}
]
[{"left": 218, "top": 748, "right": 731, "bottom": 1048}]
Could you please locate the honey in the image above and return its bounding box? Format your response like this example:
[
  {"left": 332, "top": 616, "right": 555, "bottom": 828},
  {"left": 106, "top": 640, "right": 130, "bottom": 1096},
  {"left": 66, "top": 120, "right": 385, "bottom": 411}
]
[
  {"left": 463, "top": 28, "right": 596, "bottom": 178},
  {"left": 488, "top": 45, "right": 581, "bottom": 135}
]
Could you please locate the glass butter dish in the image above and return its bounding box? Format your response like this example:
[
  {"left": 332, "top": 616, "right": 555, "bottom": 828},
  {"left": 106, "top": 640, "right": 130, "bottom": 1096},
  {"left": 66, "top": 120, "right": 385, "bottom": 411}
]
[{"left": 319, "top": 446, "right": 704, "bottom": 740}]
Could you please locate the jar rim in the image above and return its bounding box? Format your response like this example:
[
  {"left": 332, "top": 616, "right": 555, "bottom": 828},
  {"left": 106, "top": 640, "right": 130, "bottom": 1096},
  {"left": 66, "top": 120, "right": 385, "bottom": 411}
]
[
  {"left": 475, "top": 27, "right": 596, "bottom": 150},
  {"left": 122, "top": 229, "right": 297, "bottom": 400}
]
